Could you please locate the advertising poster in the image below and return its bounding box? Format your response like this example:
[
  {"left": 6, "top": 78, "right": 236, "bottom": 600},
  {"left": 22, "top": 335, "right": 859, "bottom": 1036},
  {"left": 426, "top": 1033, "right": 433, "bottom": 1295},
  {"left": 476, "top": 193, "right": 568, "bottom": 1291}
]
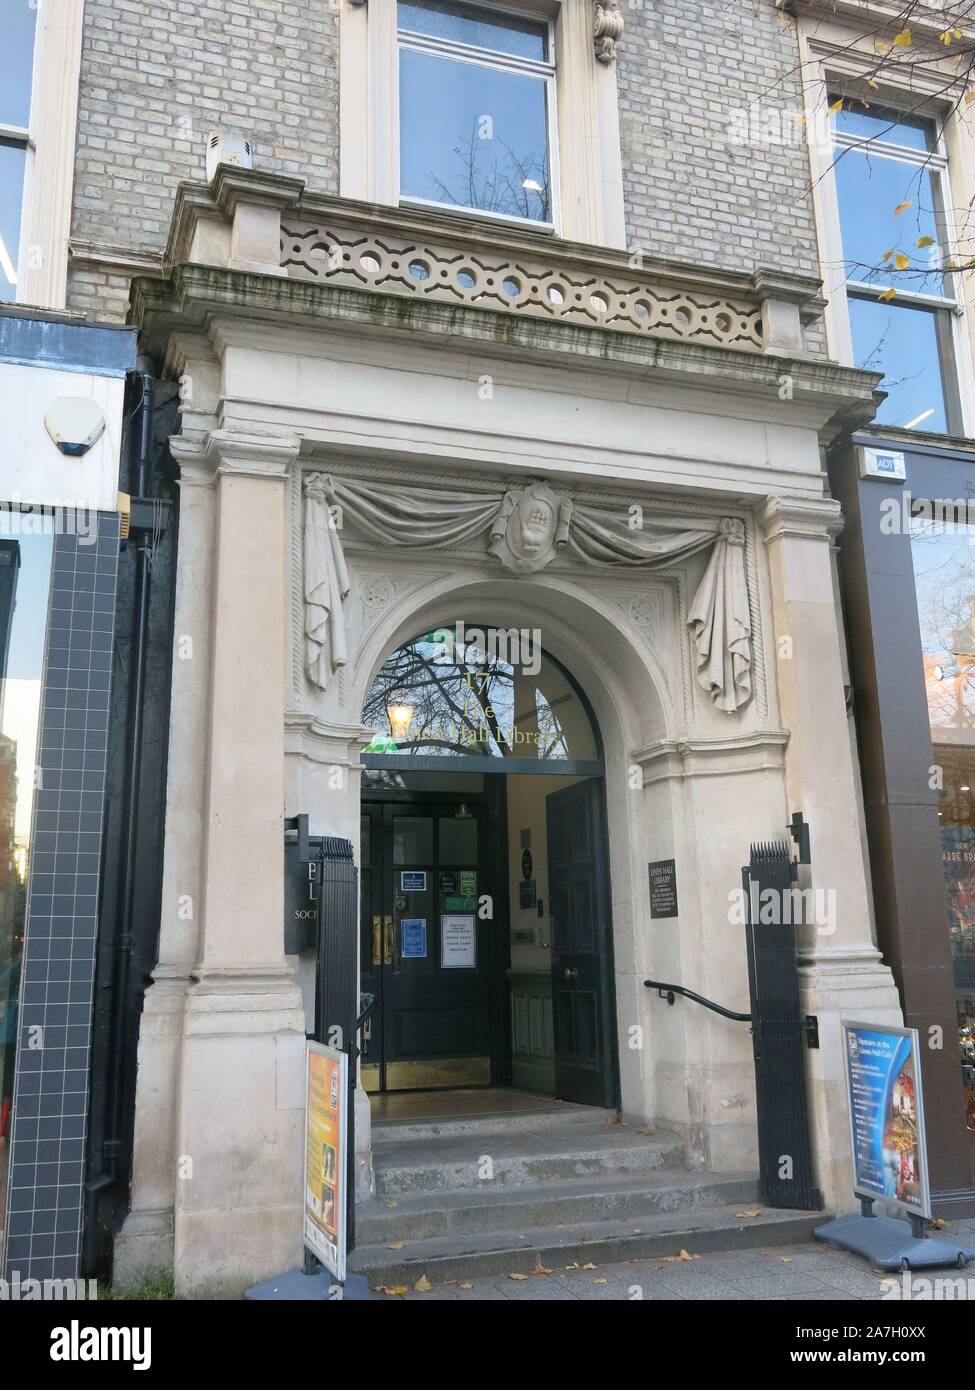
[
  {"left": 304, "top": 1040, "right": 348, "bottom": 1281},
  {"left": 841, "top": 1021, "right": 931, "bottom": 1219}
]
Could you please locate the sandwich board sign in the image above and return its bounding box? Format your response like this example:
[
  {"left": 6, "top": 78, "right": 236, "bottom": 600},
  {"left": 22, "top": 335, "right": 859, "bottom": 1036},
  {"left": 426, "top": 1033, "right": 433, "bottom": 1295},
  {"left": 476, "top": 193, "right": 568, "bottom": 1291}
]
[{"left": 304, "top": 1040, "right": 348, "bottom": 1281}]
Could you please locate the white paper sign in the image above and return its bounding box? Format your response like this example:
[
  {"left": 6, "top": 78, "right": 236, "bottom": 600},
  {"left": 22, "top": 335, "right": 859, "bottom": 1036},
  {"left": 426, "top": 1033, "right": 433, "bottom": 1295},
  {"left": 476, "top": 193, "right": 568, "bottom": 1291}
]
[{"left": 441, "top": 913, "right": 476, "bottom": 969}]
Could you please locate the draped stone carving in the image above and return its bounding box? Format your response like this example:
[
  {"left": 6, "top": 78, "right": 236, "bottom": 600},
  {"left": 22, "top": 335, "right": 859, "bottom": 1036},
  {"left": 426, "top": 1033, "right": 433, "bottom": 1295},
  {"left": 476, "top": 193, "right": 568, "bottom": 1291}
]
[{"left": 303, "top": 474, "right": 753, "bottom": 712}]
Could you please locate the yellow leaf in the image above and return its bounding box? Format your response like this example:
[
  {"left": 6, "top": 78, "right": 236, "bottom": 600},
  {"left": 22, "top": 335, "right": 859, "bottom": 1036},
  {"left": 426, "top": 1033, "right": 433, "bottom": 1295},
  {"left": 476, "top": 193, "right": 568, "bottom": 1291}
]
[
  {"left": 882, "top": 248, "right": 896, "bottom": 261},
  {"left": 387, "top": 1242, "right": 405, "bottom": 1250},
  {"left": 509, "top": 1272, "right": 529, "bottom": 1281},
  {"left": 893, "top": 28, "right": 912, "bottom": 48},
  {"left": 894, "top": 253, "right": 910, "bottom": 270},
  {"left": 829, "top": 98, "right": 844, "bottom": 114},
  {"left": 582, "top": 1262, "right": 597, "bottom": 1270},
  {"left": 779, "top": 1256, "right": 794, "bottom": 1264},
  {"left": 893, "top": 201, "right": 912, "bottom": 217},
  {"left": 385, "top": 1285, "right": 408, "bottom": 1296},
  {"left": 879, "top": 288, "right": 897, "bottom": 302},
  {"left": 940, "top": 30, "right": 953, "bottom": 46},
  {"left": 737, "top": 1209, "right": 761, "bottom": 1218},
  {"left": 867, "top": 79, "right": 879, "bottom": 90},
  {"left": 594, "top": 1278, "right": 608, "bottom": 1284},
  {"left": 459, "top": 1283, "right": 474, "bottom": 1290},
  {"left": 531, "top": 1264, "right": 554, "bottom": 1275},
  {"left": 874, "top": 40, "right": 892, "bottom": 55},
  {"left": 678, "top": 1249, "right": 699, "bottom": 1261},
  {"left": 916, "top": 235, "right": 934, "bottom": 248},
  {"left": 414, "top": 1274, "right": 432, "bottom": 1292},
  {"left": 386, "top": 1201, "right": 397, "bottom": 1208}
]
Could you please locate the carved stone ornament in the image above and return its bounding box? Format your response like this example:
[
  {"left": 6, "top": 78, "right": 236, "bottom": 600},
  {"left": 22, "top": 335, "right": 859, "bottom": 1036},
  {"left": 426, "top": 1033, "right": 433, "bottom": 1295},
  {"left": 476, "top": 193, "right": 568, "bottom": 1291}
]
[
  {"left": 489, "top": 482, "right": 572, "bottom": 574},
  {"left": 302, "top": 472, "right": 753, "bottom": 713},
  {"left": 593, "top": 1, "right": 624, "bottom": 64}
]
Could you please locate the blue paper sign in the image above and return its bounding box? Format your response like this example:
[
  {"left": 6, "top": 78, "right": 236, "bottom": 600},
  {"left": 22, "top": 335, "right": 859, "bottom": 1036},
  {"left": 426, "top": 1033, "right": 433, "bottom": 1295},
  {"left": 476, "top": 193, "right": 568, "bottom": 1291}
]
[
  {"left": 842, "top": 1022, "right": 931, "bottom": 1219},
  {"left": 401, "top": 871, "right": 427, "bottom": 892},
  {"left": 400, "top": 918, "right": 427, "bottom": 959}
]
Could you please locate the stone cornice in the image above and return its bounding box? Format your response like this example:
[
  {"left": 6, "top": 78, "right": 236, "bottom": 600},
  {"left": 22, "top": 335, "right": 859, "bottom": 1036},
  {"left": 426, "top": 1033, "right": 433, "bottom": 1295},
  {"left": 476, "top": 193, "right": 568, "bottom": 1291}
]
[
  {"left": 284, "top": 710, "right": 376, "bottom": 765},
  {"left": 130, "top": 263, "right": 883, "bottom": 430},
  {"left": 759, "top": 495, "right": 844, "bottom": 544},
  {"left": 633, "top": 729, "right": 791, "bottom": 784},
  {"left": 172, "top": 428, "right": 301, "bottom": 483}
]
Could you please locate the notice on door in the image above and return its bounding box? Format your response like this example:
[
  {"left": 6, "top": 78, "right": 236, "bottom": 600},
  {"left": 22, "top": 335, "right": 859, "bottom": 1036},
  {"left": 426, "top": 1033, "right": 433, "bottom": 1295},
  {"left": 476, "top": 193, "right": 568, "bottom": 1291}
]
[
  {"left": 441, "top": 913, "right": 476, "bottom": 969},
  {"left": 648, "top": 859, "right": 678, "bottom": 919},
  {"left": 401, "top": 917, "right": 427, "bottom": 958},
  {"left": 304, "top": 1040, "right": 348, "bottom": 1282},
  {"left": 401, "top": 870, "right": 427, "bottom": 892}
]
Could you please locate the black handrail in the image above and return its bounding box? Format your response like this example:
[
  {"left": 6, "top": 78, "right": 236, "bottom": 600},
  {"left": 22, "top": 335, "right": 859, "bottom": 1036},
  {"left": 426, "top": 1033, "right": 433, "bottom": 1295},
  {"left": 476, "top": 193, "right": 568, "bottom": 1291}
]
[{"left": 643, "top": 978, "right": 751, "bottom": 1023}]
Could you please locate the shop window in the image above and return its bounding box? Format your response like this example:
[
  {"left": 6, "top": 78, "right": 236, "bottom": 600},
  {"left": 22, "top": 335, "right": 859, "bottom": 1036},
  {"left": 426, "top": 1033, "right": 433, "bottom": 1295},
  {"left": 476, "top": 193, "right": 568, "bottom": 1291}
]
[
  {"left": 0, "top": 2, "right": 37, "bottom": 302},
  {"left": 397, "top": 0, "right": 556, "bottom": 227},
  {"left": 911, "top": 517, "right": 975, "bottom": 1143},
  {"left": 831, "top": 99, "right": 963, "bottom": 434},
  {"left": 0, "top": 533, "right": 53, "bottom": 1246}
]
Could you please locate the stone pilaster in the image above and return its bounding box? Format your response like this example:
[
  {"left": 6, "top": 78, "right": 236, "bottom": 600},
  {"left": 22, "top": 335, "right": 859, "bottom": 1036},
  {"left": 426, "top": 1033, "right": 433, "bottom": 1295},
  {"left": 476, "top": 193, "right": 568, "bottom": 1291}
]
[{"left": 760, "top": 496, "right": 902, "bottom": 1210}]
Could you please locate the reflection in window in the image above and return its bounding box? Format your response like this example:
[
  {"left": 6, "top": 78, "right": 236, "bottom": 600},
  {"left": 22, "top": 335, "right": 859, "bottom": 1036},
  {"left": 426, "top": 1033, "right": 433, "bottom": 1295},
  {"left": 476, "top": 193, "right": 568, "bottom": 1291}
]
[
  {"left": 0, "top": 534, "right": 53, "bottom": 1251},
  {"left": 0, "top": 2, "right": 37, "bottom": 302},
  {"left": 363, "top": 628, "right": 597, "bottom": 762},
  {"left": 911, "top": 519, "right": 975, "bottom": 1142},
  {"left": 398, "top": 0, "right": 553, "bottom": 226},
  {"left": 831, "top": 96, "right": 959, "bottom": 434}
]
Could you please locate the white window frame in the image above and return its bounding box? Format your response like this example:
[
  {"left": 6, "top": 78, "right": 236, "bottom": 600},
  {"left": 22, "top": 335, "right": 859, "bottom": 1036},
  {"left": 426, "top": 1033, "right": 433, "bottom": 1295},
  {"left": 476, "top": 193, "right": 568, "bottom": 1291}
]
[
  {"left": 340, "top": 0, "right": 626, "bottom": 249},
  {"left": 797, "top": 30, "right": 975, "bottom": 436},
  {"left": 396, "top": 2, "right": 560, "bottom": 232}
]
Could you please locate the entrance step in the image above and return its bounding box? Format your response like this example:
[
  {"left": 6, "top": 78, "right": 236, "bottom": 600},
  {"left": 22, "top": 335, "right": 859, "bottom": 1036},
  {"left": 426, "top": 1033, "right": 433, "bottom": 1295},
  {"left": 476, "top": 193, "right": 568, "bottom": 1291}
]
[
  {"left": 351, "top": 1109, "right": 821, "bottom": 1288},
  {"left": 357, "top": 1169, "right": 761, "bottom": 1243},
  {"left": 371, "top": 1120, "right": 684, "bottom": 1195},
  {"left": 348, "top": 1203, "right": 823, "bottom": 1288}
]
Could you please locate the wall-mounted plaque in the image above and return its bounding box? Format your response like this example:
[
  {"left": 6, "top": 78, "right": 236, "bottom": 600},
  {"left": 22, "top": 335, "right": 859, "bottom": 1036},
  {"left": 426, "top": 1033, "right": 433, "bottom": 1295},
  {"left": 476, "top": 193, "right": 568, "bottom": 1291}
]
[{"left": 648, "top": 859, "right": 678, "bottom": 919}]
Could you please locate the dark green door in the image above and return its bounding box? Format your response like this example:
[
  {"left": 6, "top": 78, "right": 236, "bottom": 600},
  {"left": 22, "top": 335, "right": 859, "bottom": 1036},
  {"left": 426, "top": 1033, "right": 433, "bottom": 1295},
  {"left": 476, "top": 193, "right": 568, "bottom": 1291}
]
[
  {"left": 362, "top": 801, "right": 492, "bottom": 1091},
  {"left": 546, "top": 780, "right": 617, "bottom": 1107}
]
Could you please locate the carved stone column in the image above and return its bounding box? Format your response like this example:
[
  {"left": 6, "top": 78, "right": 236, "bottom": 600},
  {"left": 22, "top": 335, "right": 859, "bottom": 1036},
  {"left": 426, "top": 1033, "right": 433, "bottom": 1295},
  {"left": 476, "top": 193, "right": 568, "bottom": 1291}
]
[
  {"left": 170, "top": 430, "right": 308, "bottom": 1297},
  {"left": 760, "top": 496, "right": 902, "bottom": 1210}
]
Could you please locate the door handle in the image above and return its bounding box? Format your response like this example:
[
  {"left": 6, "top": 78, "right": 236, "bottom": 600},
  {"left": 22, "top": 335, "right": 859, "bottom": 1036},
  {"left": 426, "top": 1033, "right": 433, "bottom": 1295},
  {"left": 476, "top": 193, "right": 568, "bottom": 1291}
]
[
  {"left": 383, "top": 915, "right": 393, "bottom": 965},
  {"left": 372, "top": 915, "right": 382, "bottom": 967},
  {"left": 564, "top": 966, "right": 579, "bottom": 980}
]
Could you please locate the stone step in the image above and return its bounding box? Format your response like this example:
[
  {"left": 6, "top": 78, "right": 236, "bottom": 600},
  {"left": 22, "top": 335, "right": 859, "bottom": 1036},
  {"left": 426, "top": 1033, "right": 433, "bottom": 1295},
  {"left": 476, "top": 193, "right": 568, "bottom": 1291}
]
[
  {"left": 372, "top": 1102, "right": 611, "bottom": 1145},
  {"left": 358, "top": 1169, "right": 760, "bottom": 1243},
  {"left": 372, "top": 1123, "right": 685, "bottom": 1195},
  {"left": 348, "top": 1202, "right": 823, "bottom": 1287}
]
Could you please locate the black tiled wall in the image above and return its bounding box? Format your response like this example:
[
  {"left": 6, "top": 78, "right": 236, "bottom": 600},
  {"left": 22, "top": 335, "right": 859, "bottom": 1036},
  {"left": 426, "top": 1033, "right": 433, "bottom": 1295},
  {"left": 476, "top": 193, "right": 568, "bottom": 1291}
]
[{"left": 2, "top": 516, "right": 119, "bottom": 1282}]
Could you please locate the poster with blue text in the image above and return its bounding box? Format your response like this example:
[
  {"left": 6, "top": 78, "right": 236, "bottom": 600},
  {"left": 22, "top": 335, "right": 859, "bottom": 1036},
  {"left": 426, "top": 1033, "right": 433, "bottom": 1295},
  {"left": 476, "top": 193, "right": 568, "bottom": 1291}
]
[{"left": 841, "top": 1021, "right": 931, "bottom": 1219}]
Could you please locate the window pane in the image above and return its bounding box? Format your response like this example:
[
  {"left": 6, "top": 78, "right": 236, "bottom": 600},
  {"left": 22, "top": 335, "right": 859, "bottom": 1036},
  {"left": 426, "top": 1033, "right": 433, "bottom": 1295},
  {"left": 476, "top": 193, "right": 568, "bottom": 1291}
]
[
  {"left": 834, "top": 149, "right": 945, "bottom": 293},
  {"left": 833, "top": 100, "right": 936, "bottom": 152},
  {"left": 400, "top": 48, "right": 550, "bottom": 221},
  {"left": 0, "top": 1, "right": 37, "bottom": 127},
  {"left": 0, "top": 143, "right": 27, "bottom": 303},
  {"left": 848, "top": 296, "right": 951, "bottom": 433},
  {"left": 910, "top": 519, "right": 975, "bottom": 1158},
  {"left": 0, "top": 534, "right": 53, "bottom": 1256},
  {"left": 398, "top": 0, "right": 548, "bottom": 60},
  {"left": 393, "top": 817, "right": 433, "bottom": 865}
]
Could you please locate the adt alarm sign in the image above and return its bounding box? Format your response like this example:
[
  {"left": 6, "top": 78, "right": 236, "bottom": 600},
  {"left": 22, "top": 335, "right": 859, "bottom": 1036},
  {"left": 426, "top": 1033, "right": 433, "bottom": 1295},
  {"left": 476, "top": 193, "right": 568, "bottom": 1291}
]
[{"left": 842, "top": 1021, "right": 931, "bottom": 1220}]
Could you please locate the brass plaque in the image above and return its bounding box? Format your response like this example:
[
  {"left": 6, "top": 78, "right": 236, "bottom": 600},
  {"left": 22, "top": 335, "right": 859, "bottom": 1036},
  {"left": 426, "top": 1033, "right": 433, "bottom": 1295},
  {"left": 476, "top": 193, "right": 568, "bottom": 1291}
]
[
  {"left": 360, "top": 1062, "right": 381, "bottom": 1094},
  {"left": 384, "top": 1057, "right": 491, "bottom": 1090}
]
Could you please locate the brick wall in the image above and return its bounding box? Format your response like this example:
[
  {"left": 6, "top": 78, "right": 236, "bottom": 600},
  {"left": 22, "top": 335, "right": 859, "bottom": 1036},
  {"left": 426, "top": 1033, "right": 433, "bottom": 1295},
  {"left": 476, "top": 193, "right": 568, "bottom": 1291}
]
[
  {"left": 68, "top": 0, "right": 341, "bottom": 320},
  {"left": 618, "top": 0, "right": 820, "bottom": 279}
]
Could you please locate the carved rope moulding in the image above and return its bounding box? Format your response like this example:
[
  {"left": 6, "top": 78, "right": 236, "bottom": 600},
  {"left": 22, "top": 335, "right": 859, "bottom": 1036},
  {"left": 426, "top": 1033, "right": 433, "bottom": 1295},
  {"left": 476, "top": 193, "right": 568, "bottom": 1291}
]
[{"left": 281, "top": 223, "right": 764, "bottom": 351}]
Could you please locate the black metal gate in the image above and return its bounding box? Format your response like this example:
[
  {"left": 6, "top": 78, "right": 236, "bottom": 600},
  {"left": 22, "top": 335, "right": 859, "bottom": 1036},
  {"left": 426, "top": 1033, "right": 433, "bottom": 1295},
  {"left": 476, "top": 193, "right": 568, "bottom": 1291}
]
[{"left": 742, "top": 840, "right": 820, "bottom": 1211}]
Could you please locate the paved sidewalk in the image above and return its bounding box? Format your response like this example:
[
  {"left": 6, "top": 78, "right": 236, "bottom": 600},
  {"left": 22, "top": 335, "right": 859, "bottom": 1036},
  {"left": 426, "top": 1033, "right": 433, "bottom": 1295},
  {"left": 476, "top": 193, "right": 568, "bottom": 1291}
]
[{"left": 377, "top": 1218, "right": 975, "bottom": 1301}]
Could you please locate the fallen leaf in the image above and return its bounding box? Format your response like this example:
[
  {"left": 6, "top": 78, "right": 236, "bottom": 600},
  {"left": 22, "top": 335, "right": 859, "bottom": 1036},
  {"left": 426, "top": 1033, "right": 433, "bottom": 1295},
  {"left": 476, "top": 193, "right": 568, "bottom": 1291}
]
[
  {"left": 736, "top": 1209, "right": 761, "bottom": 1218},
  {"left": 779, "top": 1256, "right": 793, "bottom": 1264},
  {"left": 594, "top": 1277, "right": 608, "bottom": 1284},
  {"left": 509, "top": 1272, "right": 529, "bottom": 1281},
  {"left": 459, "top": 1283, "right": 474, "bottom": 1290},
  {"left": 582, "top": 1262, "right": 597, "bottom": 1270},
  {"left": 414, "top": 1274, "right": 432, "bottom": 1292},
  {"left": 564, "top": 1262, "right": 580, "bottom": 1270},
  {"left": 379, "top": 1285, "right": 408, "bottom": 1296},
  {"left": 532, "top": 1264, "right": 554, "bottom": 1275},
  {"left": 386, "top": 1201, "right": 398, "bottom": 1209},
  {"left": 388, "top": 1242, "right": 405, "bottom": 1250},
  {"left": 678, "top": 1249, "right": 698, "bottom": 1261},
  {"left": 638, "top": 1129, "right": 655, "bottom": 1137}
]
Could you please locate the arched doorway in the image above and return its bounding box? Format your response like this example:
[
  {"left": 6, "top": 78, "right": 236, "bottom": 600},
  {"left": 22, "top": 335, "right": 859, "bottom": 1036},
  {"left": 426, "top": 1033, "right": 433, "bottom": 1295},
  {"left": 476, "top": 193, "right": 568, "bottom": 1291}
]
[{"left": 359, "top": 623, "right": 619, "bottom": 1109}]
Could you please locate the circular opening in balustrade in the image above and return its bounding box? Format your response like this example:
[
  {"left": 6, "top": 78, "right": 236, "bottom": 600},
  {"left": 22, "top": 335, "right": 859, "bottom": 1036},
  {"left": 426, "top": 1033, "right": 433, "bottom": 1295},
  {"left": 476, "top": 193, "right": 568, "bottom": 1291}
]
[
  {"left": 546, "top": 284, "right": 565, "bottom": 305},
  {"left": 408, "top": 260, "right": 431, "bottom": 281},
  {"left": 714, "top": 312, "right": 732, "bottom": 334},
  {"left": 590, "top": 293, "right": 608, "bottom": 313},
  {"left": 633, "top": 301, "right": 650, "bottom": 319},
  {"left": 457, "top": 269, "right": 477, "bottom": 290},
  {"left": 359, "top": 253, "right": 381, "bottom": 274},
  {"left": 675, "top": 307, "right": 692, "bottom": 328},
  {"left": 502, "top": 277, "right": 521, "bottom": 297}
]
